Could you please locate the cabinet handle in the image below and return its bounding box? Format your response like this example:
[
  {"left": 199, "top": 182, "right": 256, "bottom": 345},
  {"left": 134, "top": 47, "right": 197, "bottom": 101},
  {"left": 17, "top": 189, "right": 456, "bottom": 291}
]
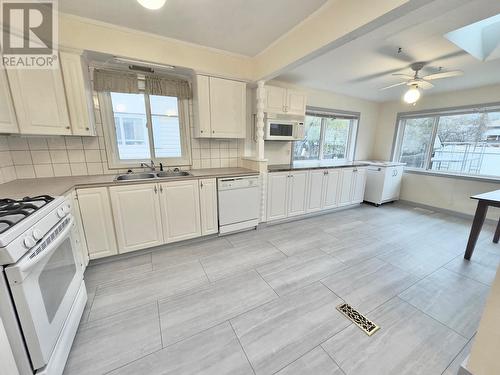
[
  {"left": 66, "top": 126, "right": 70, "bottom": 129},
  {"left": 200, "top": 181, "right": 203, "bottom": 189},
  {"left": 212, "top": 130, "right": 215, "bottom": 134},
  {"left": 154, "top": 186, "right": 158, "bottom": 194},
  {"left": 160, "top": 185, "right": 163, "bottom": 193},
  {"left": 85, "top": 127, "right": 89, "bottom": 131},
  {"left": 201, "top": 130, "right": 204, "bottom": 133}
]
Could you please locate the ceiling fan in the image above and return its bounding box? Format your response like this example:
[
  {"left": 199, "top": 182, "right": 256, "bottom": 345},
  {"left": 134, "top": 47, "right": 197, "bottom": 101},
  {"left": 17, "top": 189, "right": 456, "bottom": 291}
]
[{"left": 379, "top": 62, "right": 463, "bottom": 104}]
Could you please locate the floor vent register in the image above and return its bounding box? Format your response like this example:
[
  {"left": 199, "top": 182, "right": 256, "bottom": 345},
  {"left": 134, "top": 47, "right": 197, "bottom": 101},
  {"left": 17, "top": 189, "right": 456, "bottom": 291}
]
[{"left": 336, "top": 303, "right": 380, "bottom": 336}]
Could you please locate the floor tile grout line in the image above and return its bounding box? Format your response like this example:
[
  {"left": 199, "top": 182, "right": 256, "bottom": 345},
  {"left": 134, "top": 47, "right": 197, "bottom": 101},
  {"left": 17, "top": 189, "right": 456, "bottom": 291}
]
[
  {"left": 198, "top": 259, "right": 211, "bottom": 283},
  {"left": 269, "top": 345, "right": 326, "bottom": 375},
  {"left": 229, "top": 320, "right": 257, "bottom": 375},
  {"left": 440, "top": 335, "right": 475, "bottom": 375},
  {"left": 101, "top": 346, "right": 165, "bottom": 375},
  {"left": 156, "top": 300, "right": 164, "bottom": 348},
  {"left": 320, "top": 345, "right": 347, "bottom": 375},
  {"left": 443, "top": 266, "right": 493, "bottom": 287},
  {"left": 254, "top": 268, "right": 280, "bottom": 297}
]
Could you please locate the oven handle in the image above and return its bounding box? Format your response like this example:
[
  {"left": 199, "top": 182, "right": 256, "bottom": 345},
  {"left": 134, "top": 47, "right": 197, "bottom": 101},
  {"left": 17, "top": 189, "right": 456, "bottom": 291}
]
[{"left": 8, "top": 215, "right": 75, "bottom": 283}]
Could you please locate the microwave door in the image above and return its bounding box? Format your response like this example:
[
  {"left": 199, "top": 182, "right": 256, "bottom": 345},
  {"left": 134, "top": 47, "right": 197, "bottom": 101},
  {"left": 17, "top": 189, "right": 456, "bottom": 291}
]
[{"left": 268, "top": 122, "right": 294, "bottom": 140}]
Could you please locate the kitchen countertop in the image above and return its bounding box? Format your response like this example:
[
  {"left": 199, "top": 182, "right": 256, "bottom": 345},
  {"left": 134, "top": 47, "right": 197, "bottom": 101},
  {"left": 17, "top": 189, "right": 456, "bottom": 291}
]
[
  {"left": 268, "top": 161, "right": 370, "bottom": 172},
  {"left": 0, "top": 167, "right": 259, "bottom": 199}
]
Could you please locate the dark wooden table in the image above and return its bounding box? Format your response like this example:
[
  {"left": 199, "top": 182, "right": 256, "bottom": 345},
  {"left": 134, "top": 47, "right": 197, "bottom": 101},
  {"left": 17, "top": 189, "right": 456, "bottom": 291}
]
[{"left": 464, "top": 189, "right": 500, "bottom": 260}]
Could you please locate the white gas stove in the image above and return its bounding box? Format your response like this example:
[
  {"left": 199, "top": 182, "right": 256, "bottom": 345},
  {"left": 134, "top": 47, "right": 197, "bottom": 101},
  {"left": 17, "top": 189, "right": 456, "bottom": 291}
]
[{"left": 0, "top": 195, "right": 86, "bottom": 375}]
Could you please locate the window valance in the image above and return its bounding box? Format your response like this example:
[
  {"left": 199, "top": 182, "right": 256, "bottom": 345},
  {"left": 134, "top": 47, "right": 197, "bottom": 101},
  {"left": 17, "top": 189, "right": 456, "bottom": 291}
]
[
  {"left": 93, "top": 69, "right": 139, "bottom": 93},
  {"left": 144, "top": 75, "right": 192, "bottom": 99}
]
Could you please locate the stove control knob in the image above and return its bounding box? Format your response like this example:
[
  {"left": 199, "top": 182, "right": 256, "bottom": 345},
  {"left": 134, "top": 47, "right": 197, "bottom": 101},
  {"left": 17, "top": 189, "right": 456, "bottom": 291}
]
[
  {"left": 24, "top": 237, "right": 36, "bottom": 249},
  {"left": 57, "top": 207, "right": 66, "bottom": 218},
  {"left": 63, "top": 204, "right": 71, "bottom": 214},
  {"left": 32, "top": 229, "right": 43, "bottom": 241}
]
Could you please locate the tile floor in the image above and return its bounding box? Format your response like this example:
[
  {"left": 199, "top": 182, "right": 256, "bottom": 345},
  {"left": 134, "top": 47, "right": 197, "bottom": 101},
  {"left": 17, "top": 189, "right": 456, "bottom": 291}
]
[{"left": 64, "top": 203, "right": 499, "bottom": 375}]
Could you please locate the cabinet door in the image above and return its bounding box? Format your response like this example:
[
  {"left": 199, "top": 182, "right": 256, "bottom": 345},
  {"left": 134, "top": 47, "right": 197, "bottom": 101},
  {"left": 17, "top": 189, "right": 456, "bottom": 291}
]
[
  {"left": 199, "top": 178, "right": 218, "bottom": 235},
  {"left": 307, "top": 169, "right": 325, "bottom": 213},
  {"left": 77, "top": 187, "right": 118, "bottom": 259},
  {"left": 286, "top": 89, "right": 307, "bottom": 116},
  {"left": 193, "top": 75, "right": 211, "bottom": 138},
  {"left": 323, "top": 169, "right": 340, "bottom": 210},
  {"left": 7, "top": 64, "right": 71, "bottom": 135},
  {"left": 266, "top": 172, "right": 289, "bottom": 221},
  {"left": 338, "top": 168, "right": 354, "bottom": 206},
  {"left": 110, "top": 184, "right": 164, "bottom": 253},
  {"left": 68, "top": 190, "right": 89, "bottom": 270},
  {"left": 160, "top": 180, "right": 201, "bottom": 243},
  {"left": 209, "top": 77, "right": 246, "bottom": 138},
  {"left": 287, "top": 171, "right": 308, "bottom": 217},
  {"left": 0, "top": 68, "right": 18, "bottom": 133},
  {"left": 265, "top": 86, "right": 287, "bottom": 114},
  {"left": 60, "top": 51, "right": 95, "bottom": 136},
  {"left": 382, "top": 166, "right": 403, "bottom": 202},
  {"left": 352, "top": 168, "right": 367, "bottom": 203}
]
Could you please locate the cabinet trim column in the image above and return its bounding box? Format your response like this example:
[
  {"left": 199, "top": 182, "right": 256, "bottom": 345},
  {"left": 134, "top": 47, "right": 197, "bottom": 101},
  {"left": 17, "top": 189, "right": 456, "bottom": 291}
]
[{"left": 255, "top": 80, "right": 266, "bottom": 161}]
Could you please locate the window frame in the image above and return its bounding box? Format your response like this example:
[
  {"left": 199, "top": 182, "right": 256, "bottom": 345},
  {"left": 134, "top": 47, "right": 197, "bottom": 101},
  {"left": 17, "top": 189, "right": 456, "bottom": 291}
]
[
  {"left": 99, "top": 91, "right": 192, "bottom": 169},
  {"left": 392, "top": 102, "right": 500, "bottom": 180},
  {"left": 292, "top": 107, "right": 359, "bottom": 164}
]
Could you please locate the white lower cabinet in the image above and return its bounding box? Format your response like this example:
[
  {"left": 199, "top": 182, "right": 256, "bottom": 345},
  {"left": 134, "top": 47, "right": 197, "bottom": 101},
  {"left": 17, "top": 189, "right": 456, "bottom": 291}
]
[
  {"left": 199, "top": 178, "right": 218, "bottom": 236},
  {"left": 76, "top": 187, "right": 118, "bottom": 260},
  {"left": 109, "top": 184, "right": 164, "bottom": 254},
  {"left": 160, "top": 180, "right": 202, "bottom": 243},
  {"left": 287, "top": 171, "right": 308, "bottom": 217},
  {"left": 268, "top": 167, "right": 367, "bottom": 222},
  {"left": 306, "top": 169, "right": 341, "bottom": 212}
]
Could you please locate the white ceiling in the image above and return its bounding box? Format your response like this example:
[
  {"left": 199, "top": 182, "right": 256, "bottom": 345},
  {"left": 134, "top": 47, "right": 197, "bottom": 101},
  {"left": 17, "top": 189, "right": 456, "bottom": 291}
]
[
  {"left": 59, "top": 0, "right": 328, "bottom": 56},
  {"left": 277, "top": 0, "right": 500, "bottom": 102}
]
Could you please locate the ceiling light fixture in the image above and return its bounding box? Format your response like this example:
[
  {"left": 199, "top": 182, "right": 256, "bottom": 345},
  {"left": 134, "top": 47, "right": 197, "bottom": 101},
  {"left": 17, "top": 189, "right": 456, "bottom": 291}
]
[
  {"left": 137, "top": 0, "right": 166, "bottom": 10},
  {"left": 403, "top": 85, "right": 421, "bottom": 105}
]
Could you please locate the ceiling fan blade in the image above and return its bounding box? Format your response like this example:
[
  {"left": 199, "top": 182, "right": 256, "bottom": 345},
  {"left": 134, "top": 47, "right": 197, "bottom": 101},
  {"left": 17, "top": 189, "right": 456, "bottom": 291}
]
[
  {"left": 422, "top": 70, "right": 463, "bottom": 80},
  {"left": 392, "top": 73, "right": 414, "bottom": 80},
  {"left": 415, "top": 80, "right": 434, "bottom": 90},
  {"left": 379, "top": 82, "right": 407, "bottom": 91}
]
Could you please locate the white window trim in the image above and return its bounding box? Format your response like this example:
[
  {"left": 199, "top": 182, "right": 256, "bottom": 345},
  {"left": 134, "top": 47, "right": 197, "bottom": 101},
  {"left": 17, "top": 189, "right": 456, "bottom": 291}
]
[
  {"left": 292, "top": 107, "right": 359, "bottom": 164},
  {"left": 99, "top": 92, "right": 192, "bottom": 169},
  {"left": 392, "top": 102, "right": 500, "bottom": 179}
]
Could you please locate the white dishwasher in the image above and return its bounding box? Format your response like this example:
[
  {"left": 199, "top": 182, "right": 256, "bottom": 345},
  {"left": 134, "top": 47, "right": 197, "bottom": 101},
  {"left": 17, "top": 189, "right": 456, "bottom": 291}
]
[{"left": 218, "top": 175, "right": 260, "bottom": 234}]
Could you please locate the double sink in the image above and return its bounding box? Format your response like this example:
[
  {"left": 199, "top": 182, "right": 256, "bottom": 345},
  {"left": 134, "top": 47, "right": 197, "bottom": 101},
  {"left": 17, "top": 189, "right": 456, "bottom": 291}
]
[{"left": 115, "top": 171, "right": 191, "bottom": 181}]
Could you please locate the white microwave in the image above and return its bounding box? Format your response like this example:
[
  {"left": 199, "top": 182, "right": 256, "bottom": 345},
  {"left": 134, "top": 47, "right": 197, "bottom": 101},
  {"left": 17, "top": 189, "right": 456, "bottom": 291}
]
[{"left": 264, "top": 118, "right": 305, "bottom": 141}]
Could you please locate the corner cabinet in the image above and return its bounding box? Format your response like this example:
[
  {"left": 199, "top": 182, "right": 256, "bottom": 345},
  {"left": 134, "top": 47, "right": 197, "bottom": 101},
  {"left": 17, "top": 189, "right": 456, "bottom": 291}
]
[
  {"left": 264, "top": 85, "right": 307, "bottom": 116},
  {"left": 109, "top": 184, "right": 164, "bottom": 254},
  {"left": 76, "top": 187, "right": 118, "bottom": 260},
  {"left": 7, "top": 63, "right": 72, "bottom": 135},
  {"left": 0, "top": 68, "right": 18, "bottom": 133},
  {"left": 193, "top": 75, "right": 246, "bottom": 138}
]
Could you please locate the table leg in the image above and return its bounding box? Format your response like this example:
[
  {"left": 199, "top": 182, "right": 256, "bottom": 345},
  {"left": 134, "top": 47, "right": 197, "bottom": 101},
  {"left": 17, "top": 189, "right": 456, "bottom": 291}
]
[
  {"left": 464, "top": 202, "right": 488, "bottom": 260},
  {"left": 493, "top": 218, "right": 500, "bottom": 244}
]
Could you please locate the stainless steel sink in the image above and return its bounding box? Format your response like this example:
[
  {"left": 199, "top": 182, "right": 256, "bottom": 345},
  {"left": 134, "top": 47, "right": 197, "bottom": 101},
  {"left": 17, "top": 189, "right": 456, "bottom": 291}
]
[
  {"left": 115, "top": 173, "right": 156, "bottom": 181},
  {"left": 156, "top": 171, "right": 191, "bottom": 178}
]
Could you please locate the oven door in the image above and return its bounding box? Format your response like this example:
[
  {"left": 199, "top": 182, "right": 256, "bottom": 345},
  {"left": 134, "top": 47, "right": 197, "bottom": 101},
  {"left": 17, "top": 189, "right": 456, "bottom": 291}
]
[
  {"left": 265, "top": 120, "right": 295, "bottom": 140},
  {"left": 5, "top": 215, "right": 83, "bottom": 370}
]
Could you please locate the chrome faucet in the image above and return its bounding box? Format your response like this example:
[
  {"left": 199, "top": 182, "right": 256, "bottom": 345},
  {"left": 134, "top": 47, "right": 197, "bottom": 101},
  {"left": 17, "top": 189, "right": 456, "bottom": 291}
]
[{"left": 140, "top": 160, "right": 156, "bottom": 171}]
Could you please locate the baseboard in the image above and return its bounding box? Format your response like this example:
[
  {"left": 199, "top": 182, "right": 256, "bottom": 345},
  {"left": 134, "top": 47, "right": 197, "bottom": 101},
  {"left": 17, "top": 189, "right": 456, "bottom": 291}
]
[{"left": 398, "top": 200, "right": 498, "bottom": 225}]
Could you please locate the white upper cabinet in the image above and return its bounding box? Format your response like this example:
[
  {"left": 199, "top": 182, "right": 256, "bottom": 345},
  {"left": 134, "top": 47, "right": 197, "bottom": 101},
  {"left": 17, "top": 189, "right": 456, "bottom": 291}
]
[
  {"left": 193, "top": 74, "right": 246, "bottom": 138},
  {"left": 7, "top": 61, "right": 71, "bottom": 135},
  {"left": 60, "top": 51, "right": 96, "bottom": 136},
  {"left": 0, "top": 68, "right": 18, "bottom": 134},
  {"left": 109, "top": 184, "right": 164, "bottom": 253},
  {"left": 76, "top": 187, "right": 118, "bottom": 260},
  {"left": 199, "top": 178, "right": 218, "bottom": 236},
  {"left": 160, "top": 180, "right": 202, "bottom": 243},
  {"left": 264, "top": 85, "right": 307, "bottom": 116}
]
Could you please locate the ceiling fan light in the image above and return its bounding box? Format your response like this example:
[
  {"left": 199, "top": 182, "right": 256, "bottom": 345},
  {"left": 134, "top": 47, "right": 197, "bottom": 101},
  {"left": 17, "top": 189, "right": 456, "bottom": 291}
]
[
  {"left": 137, "top": 0, "right": 166, "bottom": 10},
  {"left": 403, "top": 86, "right": 421, "bottom": 104}
]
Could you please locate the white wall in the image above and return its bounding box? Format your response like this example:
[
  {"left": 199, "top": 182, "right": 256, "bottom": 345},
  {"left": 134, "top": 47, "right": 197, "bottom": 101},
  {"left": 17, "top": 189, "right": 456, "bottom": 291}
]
[
  {"left": 373, "top": 84, "right": 500, "bottom": 219},
  {"left": 263, "top": 80, "right": 381, "bottom": 164}
]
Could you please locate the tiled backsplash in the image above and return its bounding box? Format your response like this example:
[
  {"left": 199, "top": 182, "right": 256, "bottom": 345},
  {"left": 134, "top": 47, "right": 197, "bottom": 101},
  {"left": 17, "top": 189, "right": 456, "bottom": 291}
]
[{"left": 0, "top": 104, "right": 242, "bottom": 183}]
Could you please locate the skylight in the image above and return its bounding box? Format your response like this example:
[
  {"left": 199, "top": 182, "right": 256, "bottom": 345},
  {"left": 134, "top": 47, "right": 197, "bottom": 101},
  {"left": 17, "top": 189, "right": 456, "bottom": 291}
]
[{"left": 445, "top": 14, "right": 500, "bottom": 61}]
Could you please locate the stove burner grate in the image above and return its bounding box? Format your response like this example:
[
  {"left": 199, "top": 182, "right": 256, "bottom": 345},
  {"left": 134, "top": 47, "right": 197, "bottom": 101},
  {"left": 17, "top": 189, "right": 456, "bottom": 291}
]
[{"left": 0, "top": 195, "right": 55, "bottom": 234}]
